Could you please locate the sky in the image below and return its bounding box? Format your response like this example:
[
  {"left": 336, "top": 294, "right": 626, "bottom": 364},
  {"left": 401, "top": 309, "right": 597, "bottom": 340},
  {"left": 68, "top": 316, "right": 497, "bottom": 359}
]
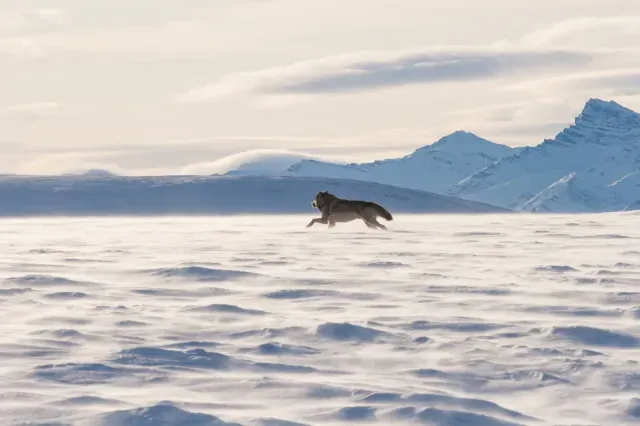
[{"left": 2, "top": 0, "right": 640, "bottom": 175}]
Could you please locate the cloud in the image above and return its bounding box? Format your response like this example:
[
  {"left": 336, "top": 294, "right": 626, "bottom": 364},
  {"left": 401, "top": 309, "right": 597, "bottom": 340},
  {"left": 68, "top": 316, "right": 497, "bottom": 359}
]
[
  {"left": 175, "top": 15, "right": 640, "bottom": 106},
  {"left": 2, "top": 101, "right": 60, "bottom": 120},
  {"left": 0, "top": 20, "right": 222, "bottom": 60},
  {"left": 180, "top": 149, "right": 337, "bottom": 175},
  {"left": 0, "top": 137, "right": 353, "bottom": 176},
  {"left": 3, "top": 5, "right": 640, "bottom": 175},
  {"left": 9, "top": 150, "right": 127, "bottom": 176},
  {"left": 506, "top": 68, "right": 640, "bottom": 97},
  {"left": 0, "top": 8, "right": 68, "bottom": 35},
  {"left": 176, "top": 46, "right": 594, "bottom": 103},
  {"left": 520, "top": 16, "right": 640, "bottom": 48}
]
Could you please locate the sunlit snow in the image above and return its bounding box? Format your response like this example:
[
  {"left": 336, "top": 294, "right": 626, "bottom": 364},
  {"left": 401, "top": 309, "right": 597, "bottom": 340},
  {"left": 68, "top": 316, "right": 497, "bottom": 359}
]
[{"left": 1, "top": 213, "right": 639, "bottom": 425}]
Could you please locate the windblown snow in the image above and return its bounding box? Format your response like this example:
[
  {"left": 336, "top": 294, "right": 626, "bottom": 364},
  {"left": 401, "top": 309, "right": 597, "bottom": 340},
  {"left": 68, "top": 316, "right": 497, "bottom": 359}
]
[{"left": 1, "top": 213, "right": 639, "bottom": 425}]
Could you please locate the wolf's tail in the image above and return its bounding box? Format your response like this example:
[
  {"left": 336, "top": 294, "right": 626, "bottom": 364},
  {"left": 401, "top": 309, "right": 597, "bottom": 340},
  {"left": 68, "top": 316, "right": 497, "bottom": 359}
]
[{"left": 368, "top": 202, "right": 393, "bottom": 221}]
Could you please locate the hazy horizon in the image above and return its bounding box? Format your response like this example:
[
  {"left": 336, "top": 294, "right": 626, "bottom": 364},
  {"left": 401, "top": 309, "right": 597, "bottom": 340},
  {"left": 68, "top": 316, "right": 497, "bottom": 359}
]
[{"left": 2, "top": 1, "right": 640, "bottom": 176}]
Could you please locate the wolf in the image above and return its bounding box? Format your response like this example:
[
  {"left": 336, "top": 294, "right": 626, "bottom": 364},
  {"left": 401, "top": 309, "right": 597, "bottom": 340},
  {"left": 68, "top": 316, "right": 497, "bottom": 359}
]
[{"left": 306, "top": 191, "right": 393, "bottom": 230}]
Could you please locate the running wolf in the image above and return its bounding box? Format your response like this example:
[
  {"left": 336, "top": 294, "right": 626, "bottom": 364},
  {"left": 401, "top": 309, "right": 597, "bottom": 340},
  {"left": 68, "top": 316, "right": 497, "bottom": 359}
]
[{"left": 306, "top": 191, "right": 393, "bottom": 230}]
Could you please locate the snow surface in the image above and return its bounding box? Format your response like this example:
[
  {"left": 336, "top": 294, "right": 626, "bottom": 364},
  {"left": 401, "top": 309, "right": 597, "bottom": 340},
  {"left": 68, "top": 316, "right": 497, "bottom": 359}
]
[
  {"left": 1, "top": 213, "right": 640, "bottom": 425},
  {"left": 0, "top": 174, "right": 505, "bottom": 216}
]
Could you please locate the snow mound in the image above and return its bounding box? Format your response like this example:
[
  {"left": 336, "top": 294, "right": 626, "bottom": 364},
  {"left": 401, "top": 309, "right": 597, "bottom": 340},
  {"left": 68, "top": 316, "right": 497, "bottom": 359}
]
[
  {"left": 549, "top": 326, "right": 640, "bottom": 348},
  {"left": 316, "top": 322, "right": 391, "bottom": 342},
  {"left": 146, "top": 266, "right": 264, "bottom": 281},
  {"left": 99, "top": 403, "right": 241, "bottom": 426}
]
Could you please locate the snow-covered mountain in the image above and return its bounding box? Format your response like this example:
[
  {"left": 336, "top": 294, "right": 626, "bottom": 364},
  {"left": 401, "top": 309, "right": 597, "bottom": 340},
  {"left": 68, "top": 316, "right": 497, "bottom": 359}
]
[
  {"left": 283, "top": 131, "right": 519, "bottom": 193},
  {"left": 449, "top": 99, "right": 640, "bottom": 212},
  {"left": 222, "top": 98, "right": 638, "bottom": 213},
  {"left": 0, "top": 174, "right": 507, "bottom": 216},
  {"left": 22, "top": 97, "right": 632, "bottom": 214}
]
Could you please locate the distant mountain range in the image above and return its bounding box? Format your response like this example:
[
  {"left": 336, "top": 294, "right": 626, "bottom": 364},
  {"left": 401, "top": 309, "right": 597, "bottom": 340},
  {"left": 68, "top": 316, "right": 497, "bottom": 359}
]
[
  {"left": 2, "top": 98, "right": 637, "bottom": 216},
  {"left": 287, "top": 131, "right": 522, "bottom": 195},
  {"left": 224, "top": 98, "right": 639, "bottom": 213}
]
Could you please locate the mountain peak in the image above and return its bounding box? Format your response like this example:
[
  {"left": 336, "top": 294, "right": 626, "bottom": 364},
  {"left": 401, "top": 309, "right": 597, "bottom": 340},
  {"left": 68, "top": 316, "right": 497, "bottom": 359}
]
[
  {"left": 584, "top": 97, "right": 617, "bottom": 108},
  {"left": 435, "top": 130, "right": 484, "bottom": 142},
  {"left": 419, "top": 131, "right": 485, "bottom": 151},
  {"left": 412, "top": 130, "right": 514, "bottom": 158},
  {"left": 578, "top": 98, "right": 640, "bottom": 124},
  {"left": 563, "top": 98, "right": 640, "bottom": 147},
  {"left": 444, "top": 130, "right": 477, "bottom": 138},
  {"left": 77, "top": 169, "right": 118, "bottom": 178}
]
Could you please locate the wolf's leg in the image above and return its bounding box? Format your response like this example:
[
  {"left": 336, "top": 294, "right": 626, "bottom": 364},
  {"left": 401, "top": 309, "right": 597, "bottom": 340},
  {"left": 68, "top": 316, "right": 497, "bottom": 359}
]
[
  {"left": 363, "top": 220, "right": 377, "bottom": 229},
  {"left": 361, "top": 212, "right": 380, "bottom": 230},
  {"left": 328, "top": 219, "right": 336, "bottom": 228},
  {"left": 371, "top": 219, "right": 387, "bottom": 230},
  {"left": 306, "top": 217, "right": 328, "bottom": 228}
]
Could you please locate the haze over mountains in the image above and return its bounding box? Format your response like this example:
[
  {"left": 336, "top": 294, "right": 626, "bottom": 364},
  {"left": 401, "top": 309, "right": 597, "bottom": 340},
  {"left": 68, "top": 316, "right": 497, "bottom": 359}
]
[{"left": 224, "top": 98, "right": 640, "bottom": 213}]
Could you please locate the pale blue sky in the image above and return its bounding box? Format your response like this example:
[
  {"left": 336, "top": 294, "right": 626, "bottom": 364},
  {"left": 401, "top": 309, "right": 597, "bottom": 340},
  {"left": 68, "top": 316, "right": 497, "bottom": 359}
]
[{"left": 1, "top": 0, "right": 640, "bottom": 174}]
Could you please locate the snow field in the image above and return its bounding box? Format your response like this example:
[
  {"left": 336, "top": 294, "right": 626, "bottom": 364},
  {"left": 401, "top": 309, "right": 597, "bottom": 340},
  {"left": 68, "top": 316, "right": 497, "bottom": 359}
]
[{"left": 0, "top": 213, "right": 639, "bottom": 425}]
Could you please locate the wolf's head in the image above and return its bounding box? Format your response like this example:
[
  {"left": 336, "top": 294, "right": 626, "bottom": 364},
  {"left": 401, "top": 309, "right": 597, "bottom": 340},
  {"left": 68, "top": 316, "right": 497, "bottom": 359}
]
[{"left": 312, "top": 191, "right": 334, "bottom": 209}]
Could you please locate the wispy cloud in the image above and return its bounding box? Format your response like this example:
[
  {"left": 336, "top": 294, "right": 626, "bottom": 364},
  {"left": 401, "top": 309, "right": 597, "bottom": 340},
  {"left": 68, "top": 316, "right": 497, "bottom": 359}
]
[
  {"left": 176, "top": 46, "right": 594, "bottom": 103},
  {"left": 0, "top": 8, "right": 68, "bottom": 35},
  {"left": 520, "top": 16, "right": 640, "bottom": 48},
  {"left": 11, "top": 151, "right": 128, "bottom": 176},
  {"left": 175, "top": 15, "right": 640, "bottom": 106},
  {"left": 506, "top": 68, "right": 640, "bottom": 97},
  {"left": 2, "top": 101, "right": 60, "bottom": 120}
]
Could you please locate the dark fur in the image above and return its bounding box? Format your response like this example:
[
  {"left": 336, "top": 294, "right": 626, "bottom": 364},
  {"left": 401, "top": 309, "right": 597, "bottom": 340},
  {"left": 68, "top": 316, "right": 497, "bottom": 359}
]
[{"left": 307, "top": 191, "right": 393, "bottom": 230}]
